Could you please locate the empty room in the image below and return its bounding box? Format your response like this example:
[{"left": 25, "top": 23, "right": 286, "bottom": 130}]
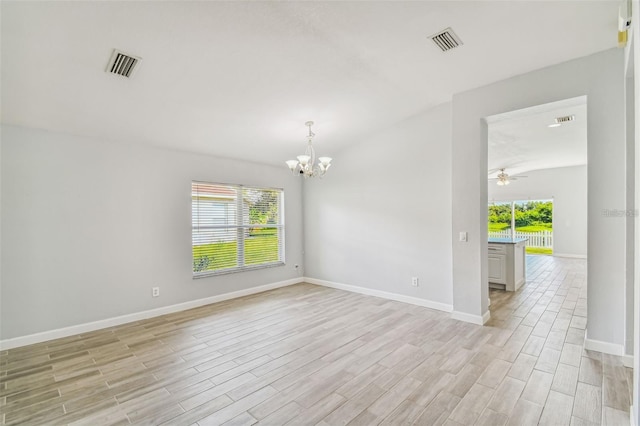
[{"left": 1, "top": 1, "right": 639, "bottom": 425}]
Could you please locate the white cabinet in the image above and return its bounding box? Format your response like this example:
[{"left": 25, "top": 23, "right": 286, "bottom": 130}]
[
  {"left": 488, "top": 240, "right": 526, "bottom": 291},
  {"left": 488, "top": 254, "right": 507, "bottom": 284}
]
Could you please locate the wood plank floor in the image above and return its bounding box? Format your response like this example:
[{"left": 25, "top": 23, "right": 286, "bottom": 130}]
[{"left": 0, "top": 256, "right": 633, "bottom": 425}]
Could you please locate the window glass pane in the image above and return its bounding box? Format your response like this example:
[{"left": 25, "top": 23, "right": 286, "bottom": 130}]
[
  {"left": 245, "top": 226, "right": 279, "bottom": 265},
  {"left": 192, "top": 183, "right": 240, "bottom": 273},
  {"left": 243, "top": 188, "right": 281, "bottom": 266},
  {"left": 488, "top": 202, "right": 511, "bottom": 235},
  {"left": 243, "top": 188, "right": 280, "bottom": 225},
  {"left": 193, "top": 228, "right": 239, "bottom": 272}
]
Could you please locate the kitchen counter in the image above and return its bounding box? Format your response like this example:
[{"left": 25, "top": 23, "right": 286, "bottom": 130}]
[
  {"left": 488, "top": 238, "right": 527, "bottom": 291},
  {"left": 488, "top": 238, "right": 528, "bottom": 244}
]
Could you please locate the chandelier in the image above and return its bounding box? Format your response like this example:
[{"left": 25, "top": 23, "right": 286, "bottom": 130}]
[{"left": 285, "top": 121, "right": 332, "bottom": 178}]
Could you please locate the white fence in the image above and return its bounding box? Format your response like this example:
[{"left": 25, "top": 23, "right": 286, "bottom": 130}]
[{"left": 488, "top": 230, "right": 553, "bottom": 248}]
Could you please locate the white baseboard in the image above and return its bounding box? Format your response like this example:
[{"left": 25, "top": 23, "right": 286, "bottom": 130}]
[
  {"left": 553, "top": 253, "right": 588, "bottom": 259},
  {"left": 0, "top": 278, "right": 303, "bottom": 351},
  {"left": 451, "top": 310, "right": 490, "bottom": 325},
  {"left": 622, "top": 354, "right": 635, "bottom": 368},
  {"left": 304, "top": 277, "right": 453, "bottom": 313},
  {"left": 584, "top": 337, "right": 625, "bottom": 356}
]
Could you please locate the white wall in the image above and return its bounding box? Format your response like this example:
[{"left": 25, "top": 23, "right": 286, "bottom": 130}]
[
  {"left": 488, "top": 166, "right": 587, "bottom": 257},
  {"left": 625, "top": 40, "right": 636, "bottom": 361},
  {"left": 452, "top": 48, "right": 628, "bottom": 348},
  {"left": 632, "top": 0, "right": 639, "bottom": 422},
  {"left": 0, "top": 125, "right": 304, "bottom": 341},
  {"left": 303, "top": 104, "right": 453, "bottom": 309}
]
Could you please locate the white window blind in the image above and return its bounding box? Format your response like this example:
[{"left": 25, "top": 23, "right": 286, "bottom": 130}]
[{"left": 192, "top": 182, "right": 284, "bottom": 277}]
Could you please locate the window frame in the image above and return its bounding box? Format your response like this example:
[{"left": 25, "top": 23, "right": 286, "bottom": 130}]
[{"left": 192, "top": 181, "right": 285, "bottom": 278}]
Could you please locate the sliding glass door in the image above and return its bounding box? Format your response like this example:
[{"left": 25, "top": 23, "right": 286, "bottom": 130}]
[{"left": 488, "top": 199, "right": 553, "bottom": 255}]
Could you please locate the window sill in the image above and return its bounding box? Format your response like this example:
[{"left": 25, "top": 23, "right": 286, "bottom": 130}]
[{"left": 193, "top": 261, "right": 285, "bottom": 279}]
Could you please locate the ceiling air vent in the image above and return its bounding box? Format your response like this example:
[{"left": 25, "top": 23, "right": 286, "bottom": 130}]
[
  {"left": 554, "top": 115, "right": 576, "bottom": 124},
  {"left": 105, "top": 49, "right": 141, "bottom": 78},
  {"left": 429, "top": 27, "right": 463, "bottom": 52}
]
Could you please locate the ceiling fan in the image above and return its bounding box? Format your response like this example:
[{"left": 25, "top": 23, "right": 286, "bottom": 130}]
[{"left": 488, "top": 168, "right": 527, "bottom": 186}]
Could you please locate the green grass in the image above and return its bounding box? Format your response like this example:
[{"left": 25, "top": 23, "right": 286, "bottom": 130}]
[
  {"left": 516, "top": 225, "right": 553, "bottom": 232},
  {"left": 526, "top": 247, "right": 553, "bottom": 255},
  {"left": 488, "top": 223, "right": 553, "bottom": 233},
  {"left": 249, "top": 228, "right": 277, "bottom": 236},
  {"left": 488, "top": 223, "right": 510, "bottom": 231},
  {"left": 245, "top": 234, "right": 279, "bottom": 266},
  {"left": 193, "top": 233, "right": 279, "bottom": 273}
]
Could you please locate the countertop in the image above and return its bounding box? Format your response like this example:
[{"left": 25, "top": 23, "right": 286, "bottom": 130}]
[{"left": 488, "top": 238, "right": 528, "bottom": 244}]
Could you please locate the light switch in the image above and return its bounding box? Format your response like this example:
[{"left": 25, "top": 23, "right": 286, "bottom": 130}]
[{"left": 459, "top": 232, "right": 468, "bottom": 242}]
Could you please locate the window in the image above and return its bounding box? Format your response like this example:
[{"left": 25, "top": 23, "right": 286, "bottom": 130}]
[{"left": 192, "top": 181, "right": 284, "bottom": 277}]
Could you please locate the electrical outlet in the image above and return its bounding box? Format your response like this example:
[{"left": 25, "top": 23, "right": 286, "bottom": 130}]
[
  {"left": 152, "top": 287, "right": 160, "bottom": 297},
  {"left": 411, "top": 277, "right": 419, "bottom": 287}
]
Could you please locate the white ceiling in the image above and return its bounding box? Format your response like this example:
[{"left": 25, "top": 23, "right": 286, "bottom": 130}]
[
  {"left": 487, "top": 96, "right": 588, "bottom": 178},
  {"left": 1, "top": 1, "right": 618, "bottom": 166}
]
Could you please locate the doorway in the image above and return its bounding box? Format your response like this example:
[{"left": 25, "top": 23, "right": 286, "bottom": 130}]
[{"left": 486, "top": 96, "right": 587, "bottom": 262}]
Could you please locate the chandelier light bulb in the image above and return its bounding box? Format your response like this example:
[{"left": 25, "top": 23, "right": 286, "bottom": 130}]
[
  {"left": 297, "top": 155, "right": 311, "bottom": 166},
  {"left": 318, "top": 157, "right": 332, "bottom": 167},
  {"left": 286, "top": 160, "right": 298, "bottom": 171}
]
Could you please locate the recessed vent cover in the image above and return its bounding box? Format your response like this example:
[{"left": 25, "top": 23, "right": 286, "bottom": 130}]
[
  {"left": 429, "top": 27, "right": 463, "bottom": 52},
  {"left": 555, "top": 115, "right": 576, "bottom": 124},
  {"left": 106, "top": 49, "right": 141, "bottom": 78}
]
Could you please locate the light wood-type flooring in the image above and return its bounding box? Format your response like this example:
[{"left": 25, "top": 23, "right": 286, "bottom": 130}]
[{"left": 0, "top": 255, "right": 633, "bottom": 425}]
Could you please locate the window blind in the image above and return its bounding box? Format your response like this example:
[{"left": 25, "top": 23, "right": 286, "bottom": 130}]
[{"left": 192, "top": 182, "right": 284, "bottom": 277}]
